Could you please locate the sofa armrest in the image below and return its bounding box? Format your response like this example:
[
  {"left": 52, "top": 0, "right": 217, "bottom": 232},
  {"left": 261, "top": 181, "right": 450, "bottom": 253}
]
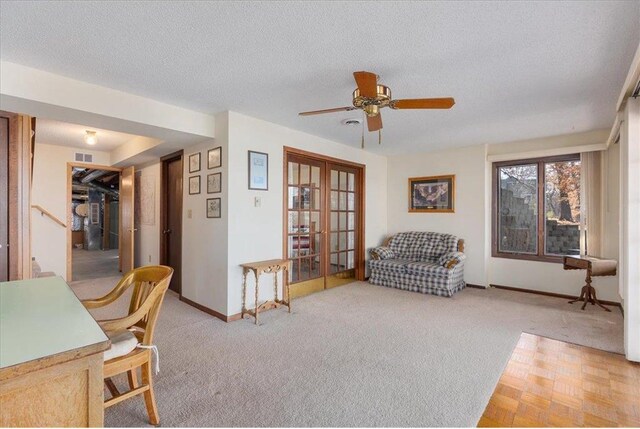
[
  {"left": 369, "top": 246, "right": 395, "bottom": 260},
  {"left": 438, "top": 251, "right": 466, "bottom": 269}
]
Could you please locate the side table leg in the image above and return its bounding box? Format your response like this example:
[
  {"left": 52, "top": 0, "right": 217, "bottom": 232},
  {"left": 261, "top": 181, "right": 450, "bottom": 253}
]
[
  {"left": 274, "top": 269, "right": 279, "bottom": 303},
  {"left": 254, "top": 270, "right": 260, "bottom": 325},
  {"left": 241, "top": 269, "right": 248, "bottom": 319},
  {"left": 286, "top": 267, "right": 291, "bottom": 313}
]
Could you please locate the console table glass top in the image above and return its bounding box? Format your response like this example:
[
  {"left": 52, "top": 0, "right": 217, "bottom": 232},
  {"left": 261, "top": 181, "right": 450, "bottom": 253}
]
[{"left": 0, "top": 276, "right": 109, "bottom": 369}]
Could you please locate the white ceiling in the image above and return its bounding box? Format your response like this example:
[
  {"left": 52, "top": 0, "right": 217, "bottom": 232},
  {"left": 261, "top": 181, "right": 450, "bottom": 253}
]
[
  {"left": 35, "top": 118, "right": 143, "bottom": 151},
  {"left": 1, "top": 1, "right": 638, "bottom": 155}
]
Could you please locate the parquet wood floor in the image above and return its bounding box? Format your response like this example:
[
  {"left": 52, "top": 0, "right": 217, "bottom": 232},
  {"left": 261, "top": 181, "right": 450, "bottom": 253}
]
[{"left": 478, "top": 333, "right": 640, "bottom": 427}]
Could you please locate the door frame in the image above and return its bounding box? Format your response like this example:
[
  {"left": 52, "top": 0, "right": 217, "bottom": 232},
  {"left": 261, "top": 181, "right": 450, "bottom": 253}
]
[
  {"left": 159, "top": 150, "right": 183, "bottom": 295},
  {"left": 282, "top": 147, "right": 366, "bottom": 286},
  {"left": 66, "top": 162, "right": 122, "bottom": 282}
]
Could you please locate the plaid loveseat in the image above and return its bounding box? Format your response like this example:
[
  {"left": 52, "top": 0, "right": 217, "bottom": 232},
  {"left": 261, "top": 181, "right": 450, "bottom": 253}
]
[{"left": 368, "top": 232, "right": 466, "bottom": 297}]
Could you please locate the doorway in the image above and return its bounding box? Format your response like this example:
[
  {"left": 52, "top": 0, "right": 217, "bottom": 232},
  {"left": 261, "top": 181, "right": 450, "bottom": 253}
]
[
  {"left": 66, "top": 163, "right": 135, "bottom": 282},
  {"left": 283, "top": 147, "right": 365, "bottom": 298},
  {"left": 160, "top": 151, "right": 183, "bottom": 294}
]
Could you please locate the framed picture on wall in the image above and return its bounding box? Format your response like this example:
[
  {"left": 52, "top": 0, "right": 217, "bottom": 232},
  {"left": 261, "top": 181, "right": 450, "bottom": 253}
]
[
  {"left": 408, "top": 175, "right": 455, "bottom": 213},
  {"left": 248, "top": 150, "right": 268, "bottom": 190},
  {"left": 207, "top": 172, "right": 221, "bottom": 194},
  {"left": 189, "top": 175, "right": 201, "bottom": 195},
  {"left": 207, "top": 198, "right": 221, "bottom": 218},
  {"left": 208, "top": 147, "right": 222, "bottom": 169},
  {"left": 189, "top": 152, "right": 201, "bottom": 173}
]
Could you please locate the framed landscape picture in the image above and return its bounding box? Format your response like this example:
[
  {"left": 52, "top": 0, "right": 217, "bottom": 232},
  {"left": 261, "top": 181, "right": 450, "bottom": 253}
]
[
  {"left": 248, "top": 150, "right": 268, "bottom": 190},
  {"left": 408, "top": 175, "right": 455, "bottom": 213},
  {"left": 207, "top": 198, "right": 221, "bottom": 218},
  {"left": 207, "top": 172, "right": 221, "bottom": 194},
  {"left": 189, "top": 175, "right": 201, "bottom": 195},
  {"left": 189, "top": 152, "right": 201, "bottom": 173},
  {"left": 208, "top": 147, "right": 222, "bottom": 169}
]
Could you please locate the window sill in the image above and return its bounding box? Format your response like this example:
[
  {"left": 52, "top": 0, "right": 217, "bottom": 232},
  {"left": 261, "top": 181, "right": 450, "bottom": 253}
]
[{"left": 491, "top": 252, "right": 564, "bottom": 264}]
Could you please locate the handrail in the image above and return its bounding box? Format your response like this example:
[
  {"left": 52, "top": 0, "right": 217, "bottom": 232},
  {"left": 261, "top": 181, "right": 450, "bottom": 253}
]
[{"left": 31, "top": 205, "right": 67, "bottom": 228}]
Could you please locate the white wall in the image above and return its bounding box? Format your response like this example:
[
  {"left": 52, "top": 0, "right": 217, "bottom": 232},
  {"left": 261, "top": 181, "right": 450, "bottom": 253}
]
[
  {"left": 385, "top": 131, "right": 621, "bottom": 302},
  {"left": 386, "top": 145, "right": 488, "bottom": 286},
  {"left": 620, "top": 98, "right": 640, "bottom": 361},
  {"left": 181, "top": 113, "right": 229, "bottom": 315},
  {"left": 134, "top": 162, "right": 161, "bottom": 268},
  {"left": 31, "top": 143, "right": 110, "bottom": 279}
]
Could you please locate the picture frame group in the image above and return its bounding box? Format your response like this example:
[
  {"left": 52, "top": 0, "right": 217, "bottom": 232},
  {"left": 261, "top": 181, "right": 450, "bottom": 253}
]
[
  {"left": 188, "top": 147, "right": 223, "bottom": 218},
  {"left": 408, "top": 174, "right": 455, "bottom": 213}
]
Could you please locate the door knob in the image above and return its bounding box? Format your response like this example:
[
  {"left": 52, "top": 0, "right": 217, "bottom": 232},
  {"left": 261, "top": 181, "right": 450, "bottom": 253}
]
[{"left": 164, "top": 229, "right": 172, "bottom": 234}]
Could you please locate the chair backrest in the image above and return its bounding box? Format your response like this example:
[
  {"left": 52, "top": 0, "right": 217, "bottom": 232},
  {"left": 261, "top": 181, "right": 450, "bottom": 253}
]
[{"left": 117, "top": 266, "right": 173, "bottom": 345}]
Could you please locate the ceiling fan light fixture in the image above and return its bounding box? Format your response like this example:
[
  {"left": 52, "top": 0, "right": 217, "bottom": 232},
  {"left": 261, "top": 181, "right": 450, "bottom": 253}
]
[{"left": 84, "top": 130, "right": 97, "bottom": 146}]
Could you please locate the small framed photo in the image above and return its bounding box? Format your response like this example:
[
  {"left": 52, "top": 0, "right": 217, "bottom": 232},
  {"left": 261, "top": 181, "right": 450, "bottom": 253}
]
[
  {"left": 207, "top": 172, "right": 222, "bottom": 194},
  {"left": 208, "top": 147, "right": 222, "bottom": 169},
  {"left": 189, "top": 175, "right": 201, "bottom": 195},
  {"left": 207, "top": 198, "right": 221, "bottom": 218},
  {"left": 408, "top": 175, "right": 455, "bottom": 213},
  {"left": 189, "top": 152, "right": 201, "bottom": 173},
  {"left": 248, "top": 150, "right": 268, "bottom": 190}
]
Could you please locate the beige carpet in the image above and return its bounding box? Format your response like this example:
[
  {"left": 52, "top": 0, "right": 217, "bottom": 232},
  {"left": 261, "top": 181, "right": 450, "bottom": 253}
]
[{"left": 70, "top": 278, "right": 623, "bottom": 427}]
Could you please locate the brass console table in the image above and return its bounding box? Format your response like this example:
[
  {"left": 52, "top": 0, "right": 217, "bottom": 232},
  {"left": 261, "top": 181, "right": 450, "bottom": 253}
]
[
  {"left": 563, "top": 255, "right": 617, "bottom": 312},
  {"left": 240, "top": 259, "right": 292, "bottom": 324}
]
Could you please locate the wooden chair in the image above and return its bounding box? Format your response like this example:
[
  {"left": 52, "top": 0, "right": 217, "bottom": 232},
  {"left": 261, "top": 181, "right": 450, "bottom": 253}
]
[{"left": 81, "top": 265, "right": 174, "bottom": 425}]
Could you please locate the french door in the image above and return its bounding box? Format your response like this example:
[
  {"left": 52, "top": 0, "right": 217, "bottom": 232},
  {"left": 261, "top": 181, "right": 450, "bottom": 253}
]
[{"left": 284, "top": 149, "right": 364, "bottom": 298}]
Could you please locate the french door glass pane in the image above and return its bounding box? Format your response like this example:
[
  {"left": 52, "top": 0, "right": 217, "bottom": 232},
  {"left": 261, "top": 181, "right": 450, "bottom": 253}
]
[
  {"left": 498, "top": 164, "right": 538, "bottom": 254},
  {"left": 544, "top": 160, "right": 581, "bottom": 255}
]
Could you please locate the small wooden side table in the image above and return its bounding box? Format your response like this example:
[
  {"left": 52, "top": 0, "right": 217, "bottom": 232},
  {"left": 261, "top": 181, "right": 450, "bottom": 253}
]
[
  {"left": 563, "top": 255, "right": 617, "bottom": 312},
  {"left": 240, "top": 259, "right": 292, "bottom": 324}
]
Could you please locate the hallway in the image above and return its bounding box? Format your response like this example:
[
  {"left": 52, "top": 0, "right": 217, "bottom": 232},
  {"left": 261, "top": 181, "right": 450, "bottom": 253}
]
[{"left": 72, "top": 248, "right": 120, "bottom": 281}]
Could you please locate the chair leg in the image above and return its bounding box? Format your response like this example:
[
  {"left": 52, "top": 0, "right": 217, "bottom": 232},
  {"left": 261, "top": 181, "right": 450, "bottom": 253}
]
[
  {"left": 127, "top": 368, "right": 139, "bottom": 390},
  {"left": 141, "top": 360, "right": 160, "bottom": 425},
  {"left": 105, "top": 377, "right": 120, "bottom": 398}
]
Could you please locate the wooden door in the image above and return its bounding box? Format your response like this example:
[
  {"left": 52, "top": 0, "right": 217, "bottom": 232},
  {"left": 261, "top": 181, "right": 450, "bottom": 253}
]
[
  {"left": 286, "top": 155, "right": 326, "bottom": 297},
  {"left": 120, "top": 166, "right": 135, "bottom": 274},
  {"left": 0, "top": 117, "right": 8, "bottom": 281},
  {"left": 284, "top": 149, "right": 365, "bottom": 298},
  {"left": 326, "top": 163, "right": 361, "bottom": 288},
  {"left": 160, "top": 152, "right": 183, "bottom": 294}
]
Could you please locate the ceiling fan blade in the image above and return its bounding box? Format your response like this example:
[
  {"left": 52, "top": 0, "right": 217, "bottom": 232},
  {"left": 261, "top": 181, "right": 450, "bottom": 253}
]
[
  {"left": 367, "top": 114, "right": 382, "bottom": 132},
  {"left": 390, "top": 98, "right": 455, "bottom": 109},
  {"left": 299, "top": 106, "right": 356, "bottom": 116},
  {"left": 353, "top": 71, "right": 378, "bottom": 98}
]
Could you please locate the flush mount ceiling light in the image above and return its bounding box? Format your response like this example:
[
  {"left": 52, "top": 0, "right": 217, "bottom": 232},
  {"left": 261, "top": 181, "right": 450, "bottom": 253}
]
[{"left": 84, "top": 130, "right": 97, "bottom": 146}]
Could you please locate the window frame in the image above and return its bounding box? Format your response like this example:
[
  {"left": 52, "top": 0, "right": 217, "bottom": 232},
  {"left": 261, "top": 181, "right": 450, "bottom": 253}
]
[{"left": 492, "top": 154, "right": 581, "bottom": 264}]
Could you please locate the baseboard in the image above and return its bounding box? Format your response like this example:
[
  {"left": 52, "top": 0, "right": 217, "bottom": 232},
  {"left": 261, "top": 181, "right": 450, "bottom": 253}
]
[
  {"left": 489, "top": 284, "right": 622, "bottom": 308},
  {"left": 179, "top": 296, "right": 277, "bottom": 323},
  {"left": 465, "top": 283, "right": 486, "bottom": 289}
]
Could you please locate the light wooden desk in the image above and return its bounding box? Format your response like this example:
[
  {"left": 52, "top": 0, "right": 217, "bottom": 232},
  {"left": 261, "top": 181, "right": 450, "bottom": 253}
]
[
  {"left": 0, "top": 277, "right": 110, "bottom": 427},
  {"left": 240, "top": 259, "right": 291, "bottom": 324}
]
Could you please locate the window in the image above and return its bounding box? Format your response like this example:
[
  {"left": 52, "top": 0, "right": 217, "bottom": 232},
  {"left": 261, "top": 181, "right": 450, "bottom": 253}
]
[{"left": 493, "top": 155, "right": 581, "bottom": 262}]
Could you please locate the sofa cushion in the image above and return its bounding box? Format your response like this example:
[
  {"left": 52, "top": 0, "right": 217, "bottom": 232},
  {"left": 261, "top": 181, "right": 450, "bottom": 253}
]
[
  {"left": 405, "top": 261, "right": 450, "bottom": 279},
  {"left": 388, "top": 233, "right": 421, "bottom": 260},
  {"left": 369, "top": 258, "right": 410, "bottom": 274}
]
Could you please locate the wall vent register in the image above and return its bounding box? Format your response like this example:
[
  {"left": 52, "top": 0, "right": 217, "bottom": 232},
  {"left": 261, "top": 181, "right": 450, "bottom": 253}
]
[{"left": 74, "top": 152, "right": 93, "bottom": 163}]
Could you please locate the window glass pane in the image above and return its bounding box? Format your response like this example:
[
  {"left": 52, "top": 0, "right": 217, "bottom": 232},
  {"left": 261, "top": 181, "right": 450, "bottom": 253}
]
[
  {"left": 339, "top": 192, "right": 347, "bottom": 210},
  {"left": 330, "top": 253, "right": 339, "bottom": 274},
  {"left": 300, "top": 164, "right": 310, "bottom": 185},
  {"left": 348, "top": 173, "right": 355, "bottom": 191},
  {"left": 311, "top": 166, "right": 320, "bottom": 187},
  {"left": 289, "top": 162, "right": 298, "bottom": 185},
  {"left": 339, "top": 171, "right": 348, "bottom": 190},
  {"left": 498, "top": 164, "right": 538, "bottom": 254},
  {"left": 347, "top": 251, "right": 355, "bottom": 269},
  {"left": 330, "top": 191, "right": 338, "bottom": 210},
  {"left": 288, "top": 187, "right": 298, "bottom": 209},
  {"left": 330, "top": 212, "right": 338, "bottom": 231},
  {"left": 310, "top": 211, "right": 320, "bottom": 233},
  {"left": 339, "top": 232, "right": 347, "bottom": 250},
  {"left": 347, "top": 192, "right": 355, "bottom": 211},
  {"left": 348, "top": 231, "right": 354, "bottom": 249},
  {"left": 291, "top": 259, "right": 299, "bottom": 282},
  {"left": 544, "top": 160, "right": 581, "bottom": 256},
  {"left": 348, "top": 212, "right": 355, "bottom": 230},
  {"left": 330, "top": 232, "right": 338, "bottom": 252},
  {"left": 288, "top": 211, "right": 298, "bottom": 233},
  {"left": 299, "top": 187, "right": 311, "bottom": 210},
  {"left": 339, "top": 212, "right": 346, "bottom": 231},
  {"left": 312, "top": 189, "right": 320, "bottom": 210},
  {"left": 331, "top": 170, "right": 339, "bottom": 190}
]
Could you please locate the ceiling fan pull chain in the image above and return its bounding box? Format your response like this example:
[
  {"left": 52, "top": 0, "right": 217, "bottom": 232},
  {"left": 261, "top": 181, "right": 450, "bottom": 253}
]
[
  {"left": 379, "top": 129, "right": 382, "bottom": 145},
  {"left": 361, "top": 112, "right": 365, "bottom": 149}
]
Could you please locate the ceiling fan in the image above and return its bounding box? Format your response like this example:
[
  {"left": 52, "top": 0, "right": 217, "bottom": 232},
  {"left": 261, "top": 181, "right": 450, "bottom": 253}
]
[{"left": 299, "top": 71, "right": 455, "bottom": 135}]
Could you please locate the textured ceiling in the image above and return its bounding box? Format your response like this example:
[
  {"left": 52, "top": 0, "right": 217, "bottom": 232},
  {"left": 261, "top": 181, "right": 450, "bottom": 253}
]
[
  {"left": 35, "top": 118, "right": 143, "bottom": 151},
  {"left": 1, "top": 1, "right": 639, "bottom": 155}
]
